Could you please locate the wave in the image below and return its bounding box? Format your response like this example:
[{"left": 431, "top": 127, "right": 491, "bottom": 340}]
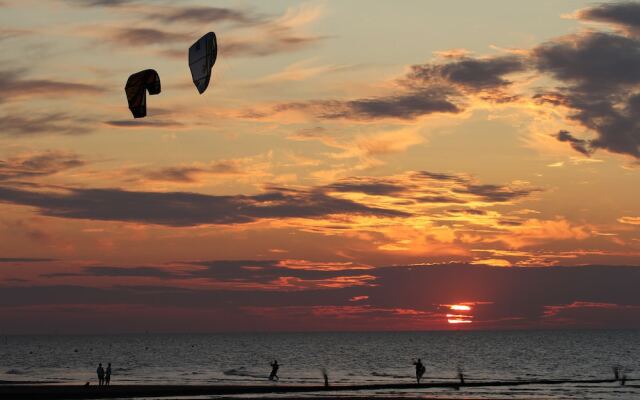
[
  {"left": 371, "top": 371, "right": 407, "bottom": 379},
  {"left": 5, "top": 369, "right": 27, "bottom": 375},
  {"left": 223, "top": 367, "right": 267, "bottom": 379},
  {"left": 223, "top": 367, "right": 248, "bottom": 376}
]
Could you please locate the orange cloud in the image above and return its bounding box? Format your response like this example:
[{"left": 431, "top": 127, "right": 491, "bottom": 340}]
[{"left": 618, "top": 216, "right": 640, "bottom": 225}]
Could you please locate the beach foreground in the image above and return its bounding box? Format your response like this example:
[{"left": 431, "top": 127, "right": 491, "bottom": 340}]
[{"left": 1, "top": 379, "right": 634, "bottom": 400}]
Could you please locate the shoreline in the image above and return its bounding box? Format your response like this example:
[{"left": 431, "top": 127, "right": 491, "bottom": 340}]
[{"left": 0, "top": 378, "right": 631, "bottom": 399}]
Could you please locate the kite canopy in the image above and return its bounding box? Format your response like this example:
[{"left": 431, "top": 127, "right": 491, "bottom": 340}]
[
  {"left": 189, "top": 32, "right": 218, "bottom": 94},
  {"left": 125, "top": 69, "right": 161, "bottom": 118}
]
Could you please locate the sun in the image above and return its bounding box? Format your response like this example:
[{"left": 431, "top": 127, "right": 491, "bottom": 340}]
[{"left": 447, "top": 304, "right": 473, "bottom": 324}]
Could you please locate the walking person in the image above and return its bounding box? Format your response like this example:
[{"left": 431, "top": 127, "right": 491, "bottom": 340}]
[
  {"left": 105, "top": 363, "right": 112, "bottom": 386},
  {"left": 96, "top": 363, "right": 105, "bottom": 386},
  {"left": 269, "top": 360, "right": 279, "bottom": 381},
  {"left": 413, "top": 358, "right": 425, "bottom": 384}
]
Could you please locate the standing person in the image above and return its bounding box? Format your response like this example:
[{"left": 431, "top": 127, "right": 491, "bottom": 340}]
[
  {"left": 96, "top": 363, "right": 104, "bottom": 386},
  {"left": 105, "top": 363, "right": 112, "bottom": 386},
  {"left": 269, "top": 360, "right": 279, "bottom": 381},
  {"left": 457, "top": 367, "right": 465, "bottom": 385},
  {"left": 413, "top": 358, "right": 425, "bottom": 384}
]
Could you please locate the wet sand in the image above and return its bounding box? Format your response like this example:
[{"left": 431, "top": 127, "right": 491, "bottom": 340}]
[{"left": 0, "top": 378, "right": 626, "bottom": 399}]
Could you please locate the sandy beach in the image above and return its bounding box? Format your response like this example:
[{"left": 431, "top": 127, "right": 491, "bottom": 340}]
[{"left": 1, "top": 378, "right": 632, "bottom": 400}]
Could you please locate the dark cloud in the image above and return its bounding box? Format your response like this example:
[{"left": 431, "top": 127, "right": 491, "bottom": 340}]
[
  {"left": 104, "top": 27, "right": 322, "bottom": 58},
  {"left": 143, "top": 167, "right": 212, "bottom": 183},
  {"left": 405, "top": 55, "right": 527, "bottom": 91},
  {"left": 109, "top": 27, "right": 192, "bottom": 46},
  {"left": 3, "top": 264, "right": 640, "bottom": 331},
  {"left": 0, "top": 185, "right": 408, "bottom": 227},
  {"left": 447, "top": 209, "right": 487, "bottom": 216},
  {"left": 554, "top": 130, "right": 593, "bottom": 156},
  {"left": 533, "top": 32, "right": 640, "bottom": 158},
  {"left": 0, "top": 257, "right": 57, "bottom": 263},
  {"left": 43, "top": 265, "right": 178, "bottom": 279},
  {"left": 326, "top": 179, "right": 407, "bottom": 196},
  {"left": 97, "top": 7, "right": 323, "bottom": 58},
  {"left": 414, "top": 196, "right": 466, "bottom": 204},
  {"left": 323, "top": 91, "right": 460, "bottom": 120},
  {"left": 147, "top": 6, "right": 259, "bottom": 25},
  {"left": 140, "top": 162, "right": 242, "bottom": 183},
  {"left": 0, "top": 69, "right": 104, "bottom": 102},
  {"left": 552, "top": 90, "right": 640, "bottom": 157},
  {"left": 105, "top": 120, "right": 184, "bottom": 128},
  {"left": 455, "top": 184, "right": 537, "bottom": 203},
  {"left": 268, "top": 55, "right": 527, "bottom": 121},
  {"left": 0, "top": 151, "right": 86, "bottom": 181},
  {"left": 324, "top": 173, "right": 526, "bottom": 206},
  {"left": 0, "top": 283, "right": 358, "bottom": 310},
  {"left": 0, "top": 113, "right": 92, "bottom": 136},
  {"left": 186, "top": 260, "right": 373, "bottom": 285},
  {"left": 410, "top": 171, "right": 467, "bottom": 183},
  {"left": 64, "top": 0, "right": 134, "bottom": 7},
  {"left": 41, "top": 260, "right": 373, "bottom": 287},
  {"left": 221, "top": 35, "right": 324, "bottom": 58},
  {"left": 534, "top": 32, "right": 640, "bottom": 90},
  {"left": 498, "top": 219, "right": 522, "bottom": 227},
  {"left": 0, "top": 170, "right": 537, "bottom": 225},
  {"left": 578, "top": 2, "right": 640, "bottom": 35},
  {"left": 316, "top": 172, "right": 536, "bottom": 207},
  {"left": 276, "top": 89, "right": 460, "bottom": 121}
]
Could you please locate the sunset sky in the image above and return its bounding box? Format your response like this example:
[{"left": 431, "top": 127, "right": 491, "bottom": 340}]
[{"left": 1, "top": 0, "right": 639, "bottom": 333}]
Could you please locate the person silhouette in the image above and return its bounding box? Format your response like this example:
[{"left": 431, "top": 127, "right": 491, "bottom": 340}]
[
  {"left": 457, "top": 367, "right": 465, "bottom": 385},
  {"left": 96, "top": 363, "right": 104, "bottom": 386},
  {"left": 413, "top": 358, "right": 425, "bottom": 384},
  {"left": 105, "top": 363, "right": 112, "bottom": 386},
  {"left": 269, "top": 360, "right": 279, "bottom": 381},
  {"left": 322, "top": 368, "right": 329, "bottom": 387}
]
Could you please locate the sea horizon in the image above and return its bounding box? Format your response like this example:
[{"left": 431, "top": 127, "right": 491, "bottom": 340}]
[{"left": 3, "top": 327, "right": 640, "bottom": 337}]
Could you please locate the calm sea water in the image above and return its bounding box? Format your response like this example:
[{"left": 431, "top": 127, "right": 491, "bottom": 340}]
[{"left": 1, "top": 330, "right": 638, "bottom": 399}]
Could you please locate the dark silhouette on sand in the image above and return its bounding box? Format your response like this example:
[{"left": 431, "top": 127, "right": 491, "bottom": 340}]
[
  {"left": 457, "top": 367, "right": 465, "bottom": 385},
  {"left": 105, "top": 363, "right": 112, "bottom": 386},
  {"left": 269, "top": 360, "right": 279, "bottom": 381},
  {"left": 96, "top": 363, "right": 104, "bottom": 386},
  {"left": 413, "top": 358, "right": 425, "bottom": 383},
  {"left": 322, "top": 368, "right": 329, "bottom": 387}
]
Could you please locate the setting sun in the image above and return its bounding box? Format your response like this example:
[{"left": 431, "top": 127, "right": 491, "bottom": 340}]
[
  {"left": 447, "top": 318, "right": 473, "bottom": 324},
  {"left": 447, "top": 304, "right": 473, "bottom": 324}
]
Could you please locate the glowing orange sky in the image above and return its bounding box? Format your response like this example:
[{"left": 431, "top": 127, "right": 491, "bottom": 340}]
[{"left": 0, "top": 1, "right": 639, "bottom": 333}]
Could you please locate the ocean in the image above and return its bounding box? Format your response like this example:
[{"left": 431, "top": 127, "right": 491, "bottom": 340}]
[{"left": 1, "top": 330, "right": 638, "bottom": 399}]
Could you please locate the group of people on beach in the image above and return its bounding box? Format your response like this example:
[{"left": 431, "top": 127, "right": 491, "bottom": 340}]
[
  {"left": 96, "top": 363, "right": 112, "bottom": 386},
  {"left": 93, "top": 358, "right": 427, "bottom": 386},
  {"left": 268, "top": 358, "right": 426, "bottom": 384}
]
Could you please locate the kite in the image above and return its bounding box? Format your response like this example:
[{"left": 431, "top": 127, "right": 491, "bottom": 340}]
[
  {"left": 125, "top": 69, "right": 161, "bottom": 118},
  {"left": 189, "top": 32, "right": 218, "bottom": 94}
]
